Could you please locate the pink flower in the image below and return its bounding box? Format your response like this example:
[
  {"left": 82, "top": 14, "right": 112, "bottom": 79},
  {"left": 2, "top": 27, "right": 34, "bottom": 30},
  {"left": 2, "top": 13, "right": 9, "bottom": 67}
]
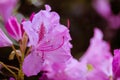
[
  {"left": 0, "top": 28, "right": 12, "bottom": 47},
  {"left": 38, "top": 28, "right": 114, "bottom": 80},
  {"left": 80, "top": 28, "right": 113, "bottom": 79},
  {"left": 112, "top": 49, "right": 120, "bottom": 79},
  {"left": 22, "top": 5, "right": 72, "bottom": 77},
  {"left": 92, "top": 0, "right": 112, "bottom": 19},
  {"left": 5, "top": 16, "right": 23, "bottom": 41},
  {"left": 0, "top": 0, "right": 18, "bottom": 22},
  {"left": 92, "top": 0, "right": 120, "bottom": 29},
  {"left": 48, "top": 58, "right": 87, "bottom": 80}
]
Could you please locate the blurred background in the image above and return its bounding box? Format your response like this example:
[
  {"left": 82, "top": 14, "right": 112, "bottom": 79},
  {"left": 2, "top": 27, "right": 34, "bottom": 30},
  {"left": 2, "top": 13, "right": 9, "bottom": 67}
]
[{"left": 0, "top": 0, "right": 120, "bottom": 79}]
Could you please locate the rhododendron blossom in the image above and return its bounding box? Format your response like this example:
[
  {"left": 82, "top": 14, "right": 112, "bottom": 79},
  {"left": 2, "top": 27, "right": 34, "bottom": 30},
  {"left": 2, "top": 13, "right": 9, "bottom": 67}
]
[
  {"left": 80, "top": 28, "right": 113, "bottom": 79},
  {"left": 22, "top": 5, "right": 72, "bottom": 77},
  {"left": 92, "top": 0, "right": 120, "bottom": 29},
  {"left": 92, "top": 0, "right": 112, "bottom": 19},
  {"left": 47, "top": 58, "right": 87, "bottom": 80},
  {"left": 81, "top": 28, "right": 113, "bottom": 69}
]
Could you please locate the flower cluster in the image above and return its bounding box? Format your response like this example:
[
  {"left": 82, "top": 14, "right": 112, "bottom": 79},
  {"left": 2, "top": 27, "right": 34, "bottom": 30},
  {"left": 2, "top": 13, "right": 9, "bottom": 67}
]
[{"left": 0, "top": 4, "right": 120, "bottom": 80}]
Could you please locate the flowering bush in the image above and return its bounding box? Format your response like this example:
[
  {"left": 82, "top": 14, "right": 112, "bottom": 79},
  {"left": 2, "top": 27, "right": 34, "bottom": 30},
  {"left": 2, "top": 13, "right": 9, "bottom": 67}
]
[{"left": 0, "top": 1, "right": 120, "bottom": 80}]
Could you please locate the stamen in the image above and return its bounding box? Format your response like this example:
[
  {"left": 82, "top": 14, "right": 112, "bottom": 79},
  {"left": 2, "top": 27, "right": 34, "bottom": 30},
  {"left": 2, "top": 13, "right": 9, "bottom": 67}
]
[
  {"left": 67, "top": 19, "right": 70, "bottom": 29},
  {"left": 87, "top": 64, "right": 93, "bottom": 71}
]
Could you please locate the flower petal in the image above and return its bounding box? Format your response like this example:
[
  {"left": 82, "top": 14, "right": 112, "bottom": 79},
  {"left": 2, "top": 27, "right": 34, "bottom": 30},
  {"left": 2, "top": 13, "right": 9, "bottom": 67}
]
[
  {"left": 92, "top": 0, "right": 112, "bottom": 18},
  {"left": 112, "top": 49, "right": 120, "bottom": 78},
  {"left": 0, "top": 28, "right": 12, "bottom": 47},
  {"left": 5, "top": 16, "right": 22, "bottom": 41},
  {"left": 22, "top": 52, "right": 43, "bottom": 76},
  {"left": 22, "top": 21, "right": 38, "bottom": 46}
]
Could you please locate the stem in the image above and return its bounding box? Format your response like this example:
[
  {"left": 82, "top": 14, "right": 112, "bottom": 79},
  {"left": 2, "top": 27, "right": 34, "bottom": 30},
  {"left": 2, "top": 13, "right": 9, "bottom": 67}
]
[
  {"left": 18, "top": 52, "right": 24, "bottom": 80},
  {"left": 0, "top": 61, "right": 17, "bottom": 79},
  {"left": 6, "top": 65, "right": 19, "bottom": 71},
  {"left": 18, "top": 41, "right": 25, "bottom": 80},
  {"left": 17, "top": 33, "right": 28, "bottom": 80},
  {"left": 11, "top": 45, "right": 21, "bottom": 63},
  {"left": 11, "top": 45, "right": 24, "bottom": 80}
]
